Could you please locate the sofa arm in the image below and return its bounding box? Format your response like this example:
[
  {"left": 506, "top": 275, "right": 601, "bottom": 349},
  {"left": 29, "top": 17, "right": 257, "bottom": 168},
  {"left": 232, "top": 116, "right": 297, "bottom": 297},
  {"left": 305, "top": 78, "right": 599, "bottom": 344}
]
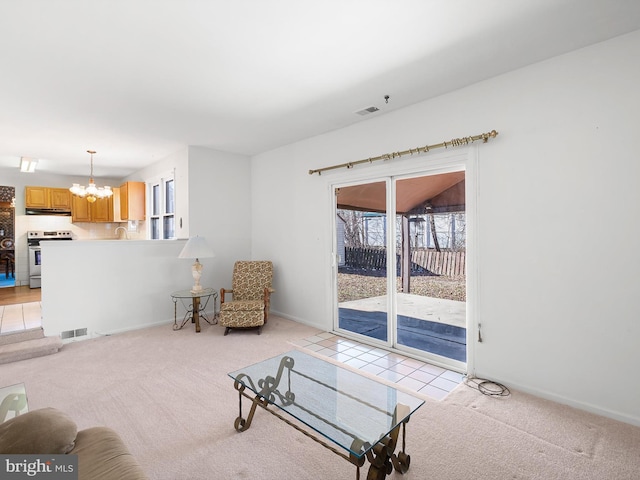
[
  {"left": 70, "top": 427, "right": 148, "bottom": 480},
  {"left": 0, "top": 407, "right": 77, "bottom": 455}
]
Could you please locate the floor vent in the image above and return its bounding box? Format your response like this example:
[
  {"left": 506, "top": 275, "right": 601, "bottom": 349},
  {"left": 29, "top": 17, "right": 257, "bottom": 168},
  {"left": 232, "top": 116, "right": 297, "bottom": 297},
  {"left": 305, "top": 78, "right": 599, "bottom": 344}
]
[{"left": 61, "top": 328, "right": 88, "bottom": 339}]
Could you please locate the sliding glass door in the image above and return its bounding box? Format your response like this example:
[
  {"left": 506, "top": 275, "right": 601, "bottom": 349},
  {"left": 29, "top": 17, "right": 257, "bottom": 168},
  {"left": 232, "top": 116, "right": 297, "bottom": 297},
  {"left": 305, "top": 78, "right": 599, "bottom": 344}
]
[
  {"left": 334, "top": 170, "right": 467, "bottom": 368},
  {"left": 393, "top": 173, "right": 467, "bottom": 363},
  {"left": 336, "top": 180, "right": 389, "bottom": 343}
]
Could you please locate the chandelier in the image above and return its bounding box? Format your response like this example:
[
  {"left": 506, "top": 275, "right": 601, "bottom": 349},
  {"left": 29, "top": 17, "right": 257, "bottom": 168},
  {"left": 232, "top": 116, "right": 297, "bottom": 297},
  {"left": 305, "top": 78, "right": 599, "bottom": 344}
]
[{"left": 69, "top": 150, "right": 113, "bottom": 203}]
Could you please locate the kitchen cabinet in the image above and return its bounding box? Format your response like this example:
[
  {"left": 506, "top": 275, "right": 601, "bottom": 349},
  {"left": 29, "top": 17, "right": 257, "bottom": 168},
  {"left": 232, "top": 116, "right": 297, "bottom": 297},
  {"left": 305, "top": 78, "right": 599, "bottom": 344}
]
[
  {"left": 111, "top": 187, "right": 122, "bottom": 222},
  {"left": 71, "top": 195, "right": 91, "bottom": 222},
  {"left": 71, "top": 188, "right": 118, "bottom": 223},
  {"left": 25, "top": 186, "right": 72, "bottom": 209},
  {"left": 49, "top": 188, "right": 72, "bottom": 209},
  {"left": 119, "top": 182, "right": 145, "bottom": 221},
  {"left": 91, "top": 196, "right": 113, "bottom": 222},
  {"left": 25, "top": 187, "right": 47, "bottom": 208}
]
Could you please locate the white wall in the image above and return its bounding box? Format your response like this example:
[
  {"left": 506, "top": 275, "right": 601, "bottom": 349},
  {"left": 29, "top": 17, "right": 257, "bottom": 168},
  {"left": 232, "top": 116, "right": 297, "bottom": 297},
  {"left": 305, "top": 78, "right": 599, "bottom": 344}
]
[
  {"left": 39, "top": 145, "right": 253, "bottom": 339},
  {"left": 41, "top": 240, "right": 192, "bottom": 337},
  {"left": 124, "top": 145, "right": 252, "bottom": 290},
  {"left": 251, "top": 30, "right": 640, "bottom": 425},
  {"left": 187, "top": 146, "right": 252, "bottom": 290}
]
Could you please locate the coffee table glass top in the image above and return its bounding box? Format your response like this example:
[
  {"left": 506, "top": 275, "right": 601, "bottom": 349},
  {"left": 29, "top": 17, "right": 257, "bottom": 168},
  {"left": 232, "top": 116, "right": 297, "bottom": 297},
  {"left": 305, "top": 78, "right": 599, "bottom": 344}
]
[{"left": 228, "top": 349, "right": 425, "bottom": 458}]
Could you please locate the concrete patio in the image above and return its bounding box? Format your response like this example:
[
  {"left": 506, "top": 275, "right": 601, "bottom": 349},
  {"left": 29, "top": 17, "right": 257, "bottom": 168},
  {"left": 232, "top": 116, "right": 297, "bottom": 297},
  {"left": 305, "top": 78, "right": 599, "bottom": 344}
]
[
  {"left": 340, "top": 293, "right": 466, "bottom": 328},
  {"left": 338, "top": 293, "right": 467, "bottom": 362}
]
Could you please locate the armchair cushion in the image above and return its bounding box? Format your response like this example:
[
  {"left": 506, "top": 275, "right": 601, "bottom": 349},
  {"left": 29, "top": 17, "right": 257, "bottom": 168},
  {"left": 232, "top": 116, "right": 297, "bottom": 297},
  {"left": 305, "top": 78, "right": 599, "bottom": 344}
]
[{"left": 220, "top": 300, "right": 264, "bottom": 312}]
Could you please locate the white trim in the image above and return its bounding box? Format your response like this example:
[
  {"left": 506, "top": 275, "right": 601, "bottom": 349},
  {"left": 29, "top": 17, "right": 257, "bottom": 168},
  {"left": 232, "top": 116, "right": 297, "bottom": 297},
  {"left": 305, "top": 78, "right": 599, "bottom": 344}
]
[
  {"left": 464, "top": 145, "right": 479, "bottom": 377},
  {"left": 498, "top": 379, "right": 640, "bottom": 428},
  {"left": 147, "top": 171, "right": 176, "bottom": 240},
  {"left": 387, "top": 177, "right": 396, "bottom": 348},
  {"left": 326, "top": 147, "right": 476, "bottom": 371}
]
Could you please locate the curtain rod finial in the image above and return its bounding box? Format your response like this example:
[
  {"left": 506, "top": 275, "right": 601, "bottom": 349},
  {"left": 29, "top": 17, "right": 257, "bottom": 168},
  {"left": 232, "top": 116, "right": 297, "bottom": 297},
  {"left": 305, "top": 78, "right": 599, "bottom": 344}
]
[{"left": 482, "top": 130, "right": 499, "bottom": 142}]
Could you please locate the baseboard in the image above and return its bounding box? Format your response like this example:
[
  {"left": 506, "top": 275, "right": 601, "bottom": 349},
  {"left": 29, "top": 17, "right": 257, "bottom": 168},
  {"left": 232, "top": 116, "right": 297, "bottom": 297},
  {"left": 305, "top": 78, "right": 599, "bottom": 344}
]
[
  {"left": 60, "top": 318, "right": 175, "bottom": 343},
  {"left": 485, "top": 377, "right": 640, "bottom": 427},
  {"left": 270, "top": 309, "right": 326, "bottom": 330},
  {"left": 92, "top": 318, "right": 176, "bottom": 338},
  {"left": 58, "top": 308, "right": 220, "bottom": 342}
]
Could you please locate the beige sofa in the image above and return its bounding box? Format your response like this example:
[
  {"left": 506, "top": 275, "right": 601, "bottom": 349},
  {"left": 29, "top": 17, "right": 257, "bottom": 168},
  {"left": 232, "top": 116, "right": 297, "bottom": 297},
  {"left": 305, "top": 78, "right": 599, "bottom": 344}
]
[{"left": 0, "top": 407, "right": 148, "bottom": 480}]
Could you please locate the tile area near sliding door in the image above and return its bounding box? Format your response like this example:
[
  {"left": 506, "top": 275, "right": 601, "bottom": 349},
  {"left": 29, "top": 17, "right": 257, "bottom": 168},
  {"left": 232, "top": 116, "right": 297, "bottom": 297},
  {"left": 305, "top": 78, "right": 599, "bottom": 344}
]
[{"left": 292, "top": 332, "right": 464, "bottom": 401}]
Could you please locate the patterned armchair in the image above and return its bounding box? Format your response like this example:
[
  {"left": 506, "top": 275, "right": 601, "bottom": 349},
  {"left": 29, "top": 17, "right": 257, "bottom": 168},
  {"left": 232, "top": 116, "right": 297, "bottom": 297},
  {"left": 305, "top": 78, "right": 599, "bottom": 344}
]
[{"left": 219, "top": 261, "right": 274, "bottom": 335}]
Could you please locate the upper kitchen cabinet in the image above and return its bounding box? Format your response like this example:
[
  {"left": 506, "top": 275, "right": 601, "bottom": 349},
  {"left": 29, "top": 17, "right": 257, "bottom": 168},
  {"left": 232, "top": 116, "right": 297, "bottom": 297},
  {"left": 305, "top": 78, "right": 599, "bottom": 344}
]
[
  {"left": 49, "top": 188, "right": 72, "bottom": 209},
  {"left": 71, "top": 188, "right": 120, "bottom": 223},
  {"left": 25, "top": 186, "right": 72, "bottom": 209},
  {"left": 71, "top": 195, "right": 91, "bottom": 222},
  {"left": 25, "top": 186, "right": 48, "bottom": 208},
  {"left": 120, "top": 181, "right": 145, "bottom": 221},
  {"left": 91, "top": 195, "right": 113, "bottom": 222}
]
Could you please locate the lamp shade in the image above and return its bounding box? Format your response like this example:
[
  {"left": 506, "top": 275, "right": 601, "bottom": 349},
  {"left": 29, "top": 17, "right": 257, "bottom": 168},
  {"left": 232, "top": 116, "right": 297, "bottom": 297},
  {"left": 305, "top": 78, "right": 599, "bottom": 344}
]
[{"left": 178, "top": 236, "right": 215, "bottom": 259}]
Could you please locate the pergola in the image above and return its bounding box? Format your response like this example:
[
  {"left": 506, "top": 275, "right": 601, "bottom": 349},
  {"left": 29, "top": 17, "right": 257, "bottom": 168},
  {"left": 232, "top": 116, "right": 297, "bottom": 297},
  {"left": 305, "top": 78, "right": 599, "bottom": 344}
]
[{"left": 336, "top": 171, "right": 465, "bottom": 291}]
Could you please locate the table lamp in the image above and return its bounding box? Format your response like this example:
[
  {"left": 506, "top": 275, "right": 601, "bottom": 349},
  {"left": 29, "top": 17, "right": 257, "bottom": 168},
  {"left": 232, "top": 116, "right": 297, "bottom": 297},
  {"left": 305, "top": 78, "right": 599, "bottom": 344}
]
[{"left": 178, "top": 236, "right": 215, "bottom": 293}]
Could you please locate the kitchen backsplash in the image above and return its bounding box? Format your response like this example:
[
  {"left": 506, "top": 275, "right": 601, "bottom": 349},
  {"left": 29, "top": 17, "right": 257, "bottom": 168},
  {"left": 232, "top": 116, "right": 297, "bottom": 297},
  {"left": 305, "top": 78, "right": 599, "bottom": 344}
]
[{"left": 14, "top": 215, "right": 146, "bottom": 241}]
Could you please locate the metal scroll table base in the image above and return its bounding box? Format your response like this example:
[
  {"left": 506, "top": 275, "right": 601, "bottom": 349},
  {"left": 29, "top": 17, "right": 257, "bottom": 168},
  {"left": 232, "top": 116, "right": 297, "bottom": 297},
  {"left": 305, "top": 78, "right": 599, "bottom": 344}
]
[
  {"left": 172, "top": 291, "right": 217, "bottom": 333},
  {"left": 232, "top": 356, "right": 413, "bottom": 480}
]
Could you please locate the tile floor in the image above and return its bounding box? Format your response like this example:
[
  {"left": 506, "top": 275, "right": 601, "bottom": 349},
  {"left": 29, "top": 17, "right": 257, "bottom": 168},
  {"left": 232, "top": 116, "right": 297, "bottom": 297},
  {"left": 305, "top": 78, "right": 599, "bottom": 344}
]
[
  {"left": 291, "top": 332, "right": 464, "bottom": 401},
  {"left": 0, "top": 302, "right": 42, "bottom": 334}
]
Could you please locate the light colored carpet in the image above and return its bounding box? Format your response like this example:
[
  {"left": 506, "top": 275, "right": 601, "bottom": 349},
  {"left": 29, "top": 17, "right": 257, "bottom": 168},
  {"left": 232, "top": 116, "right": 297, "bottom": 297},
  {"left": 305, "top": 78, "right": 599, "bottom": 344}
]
[{"left": 1, "top": 315, "right": 639, "bottom": 479}]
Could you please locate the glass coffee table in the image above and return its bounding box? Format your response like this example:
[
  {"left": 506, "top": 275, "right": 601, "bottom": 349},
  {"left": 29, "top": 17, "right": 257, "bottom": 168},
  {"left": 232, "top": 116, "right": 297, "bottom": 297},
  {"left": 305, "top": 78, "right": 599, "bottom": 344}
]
[
  {"left": 0, "top": 382, "right": 28, "bottom": 422},
  {"left": 228, "top": 350, "right": 424, "bottom": 480}
]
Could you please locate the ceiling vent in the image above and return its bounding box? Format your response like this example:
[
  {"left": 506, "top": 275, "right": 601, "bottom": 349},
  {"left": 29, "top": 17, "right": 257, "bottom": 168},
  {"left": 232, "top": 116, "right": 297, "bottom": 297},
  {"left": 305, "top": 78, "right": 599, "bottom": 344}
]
[{"left": 355, "top": 106, "right": 380, "bottom": 116}]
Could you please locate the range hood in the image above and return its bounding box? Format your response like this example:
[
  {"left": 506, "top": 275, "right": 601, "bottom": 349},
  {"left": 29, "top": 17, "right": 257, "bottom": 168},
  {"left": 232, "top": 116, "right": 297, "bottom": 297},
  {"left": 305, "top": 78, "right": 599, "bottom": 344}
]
[{"left": 25, "top": 208, "right": 72, "bottom": 216}]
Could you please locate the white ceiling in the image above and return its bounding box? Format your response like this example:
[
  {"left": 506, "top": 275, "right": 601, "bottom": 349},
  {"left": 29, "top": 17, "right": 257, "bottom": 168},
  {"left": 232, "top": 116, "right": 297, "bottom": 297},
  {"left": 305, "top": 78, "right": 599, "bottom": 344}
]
[{"left": 1, "top": 0, "right": 639, "bottom": 179}]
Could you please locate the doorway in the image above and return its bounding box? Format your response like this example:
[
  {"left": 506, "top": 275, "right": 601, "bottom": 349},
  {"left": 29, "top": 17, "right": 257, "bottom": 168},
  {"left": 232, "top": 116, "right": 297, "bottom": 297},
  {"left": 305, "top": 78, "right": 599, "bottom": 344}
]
[
  {"left": 335, "top": 169, "right": 467, "bottom": 369},
  {"left": 0, "top": 186, "right": 16, "bottom": 288}
]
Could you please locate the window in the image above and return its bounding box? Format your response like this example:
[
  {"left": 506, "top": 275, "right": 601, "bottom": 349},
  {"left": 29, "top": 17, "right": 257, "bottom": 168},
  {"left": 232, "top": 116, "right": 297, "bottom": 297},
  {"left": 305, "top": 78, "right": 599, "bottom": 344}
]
[{"left": 149, "top": 175, "right": 175, "bottom": 240}]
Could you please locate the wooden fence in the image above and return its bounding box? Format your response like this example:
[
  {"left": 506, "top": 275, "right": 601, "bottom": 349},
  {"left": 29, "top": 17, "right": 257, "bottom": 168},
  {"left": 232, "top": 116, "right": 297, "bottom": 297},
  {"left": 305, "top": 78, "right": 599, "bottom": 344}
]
[
  {"left": 344, "top": 247, "right": 465, "bottom": 276},
  {"left": 344, "top": 246, "right": 387, "bottom": 270},
  {"left": 411, "top": 248, "right": 465, "bottom": 276}
]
